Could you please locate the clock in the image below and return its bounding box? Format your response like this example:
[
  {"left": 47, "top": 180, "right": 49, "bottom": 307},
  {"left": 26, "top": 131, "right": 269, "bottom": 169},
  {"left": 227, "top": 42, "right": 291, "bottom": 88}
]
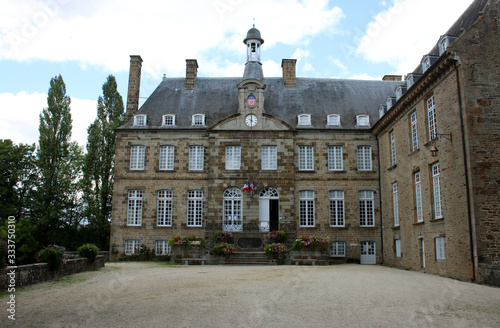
[
  {"left": 246, "top": 95, "right": 256, "bottom": 107},
  {"left": 245, "top": 114, "right": 257, "bottom": 127}
]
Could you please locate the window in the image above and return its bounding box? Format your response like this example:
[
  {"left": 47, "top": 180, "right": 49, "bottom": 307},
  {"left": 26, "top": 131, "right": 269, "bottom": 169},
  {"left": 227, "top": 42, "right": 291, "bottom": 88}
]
[
  {"left": 187, "top": 190, "right": 203, "bottom": 226},
  {"left": 356, "top": 115, "right": 370, "bottom": 127},
  {"left": 393, "top": 182, "right": 399, "bottom": 227},
  {"left": 359, "top": 190, "right": 374, "bottom": 227},
  {"left": 327, "top": 114, "right": 340, "bottom": 127},
  {"left": 125, "top": 240, "right": 140, "bottom": 255},
  {"left": 427, "top": 96, "right": 437, "bottom": 141},
  {"left": 189, "top": 146, "right": 204, "bottom": 170},
  {"left": 422, "top": 56, "right": 431, "bottom": 72},
  {"left": 192, "top": 114, "right": 205, "bottom": 126},
  {"left": 386, "top": 97, "right": 394, "bottom": 110},
  {"left": 329, "top": 190, "right": 344, "bottom": 227},
  {"left": 439, "top": 38, "right": 448, "bottom": 55},
  {"left": 133, "top": 115, "right": 147, "bottom": 126},
  {"left": 159, "top": 146, "right": 174, "bottom": 171},
  {"left": 155, "top": 240, "right": 171, "bottom": 256},
  {"left": 328, "top": 146, "right": 343, "bottom": 171},
  {"left": 395, "top": 239, "right": 401, "bottom": 257},
  {"left": 222, "top": 188, "right": 243, "bottom": 231},
  {"left": 435, "top": 237, "right": 445, "bottom": 260},
  {"left": 127, "top": 190, "right": 143, "bottom": 226},
  {"left": 410, "top": 111, "right": 418, "bottom": 151},
  {"left": 162, "top": 114, "right": 176, "bottom": 126},
  {"left": 262, "top": 146, "right": 277, "bottom": 170},
  {"left": 298, "top": 146, "right": 314, "bottom": 171},
  {"left": 357, "top": 146, "right": 372, "bottom": 171},
  {"left": 225, "top": 146, "right": 241, "bottom": 170},
  {"left": 299, "top": 190, "right": 315, "bottom": 227},
  {"left": 379, "top": 105, "right": 386, "bottom": 119},
  {"left": 297, "top": 114, "right": 311, "bottom": 126},
  {"left": 130, "top": 145, "right": 145, "bottom": 170},
  {"left": 432, "top": 163, "right": 442, "bottom": 219},
  {"left": 390, "top": 131, "right": 396, "bottom": 166},
  {"left": 330, "top": 241, "right": 346, "bottom": 257},
  {"left": 395, "top": 86, "right": 406, "bottom": 100},
  {"left": 157, "top": 190, "right": 173, "bottom": 226},
  {"left": 415, "top": 172, "right": 423, "bottom": 222}
]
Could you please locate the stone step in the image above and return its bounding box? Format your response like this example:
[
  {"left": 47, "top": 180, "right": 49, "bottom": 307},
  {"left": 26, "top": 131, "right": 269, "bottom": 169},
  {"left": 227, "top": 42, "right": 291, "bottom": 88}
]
[{"left": 226, "top": 251, "right": 275, "bottom": 265}]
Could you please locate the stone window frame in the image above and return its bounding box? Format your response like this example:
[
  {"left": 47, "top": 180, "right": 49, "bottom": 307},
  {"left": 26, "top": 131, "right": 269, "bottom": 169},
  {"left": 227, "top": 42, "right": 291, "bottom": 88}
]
[
  {"left": 159, "top": 145, "right": 174, "bottom": 171},
  {"left": 390, "top": 130, "right": 397, "bottom": 166},
  {"left": 187, "top": 190, "right": 203, "bottom": 227},
  {"left": 410, "top": 111, "right": 419, "bottom": 151},
  {"left": 155, "top": 240, "right": 171, "bottom": 256},
  {"left": 157, "top": 190, "right": 173, "bottom": 226},
  {"left": 298, "top": 145, "right": 314, "bottom": 171},
  {"left": 188, "top": 145, "right": 204, "bottom": 171},
  {"left": 414, "top": 171, "right": 423, "bottom": 223},
  {"left": 431, "top": 162, "right": 443, "bottom": 219},
  {"left": 393, "top": 182, "right": 399, "bottom": 227},
  {"left": 327, "top": 145, "right": 343, "bottom": 171},
  {"left": 222, "top": 187, "right": 243, "bottom": 232},
  {"left": 359, "top": 190, "right": 374, "bottom": 227},
  {"left": 435, "top": 236, "right": 445, "bottom": 260},
  {"left": 357, "top": 145, "right": 372, "bottom": 171},
  {"left": 427, "top": 96, "right": 437, "bottom": 141},
  {"left": 130, "top": 145, "right": 145, "bottom": 170}
]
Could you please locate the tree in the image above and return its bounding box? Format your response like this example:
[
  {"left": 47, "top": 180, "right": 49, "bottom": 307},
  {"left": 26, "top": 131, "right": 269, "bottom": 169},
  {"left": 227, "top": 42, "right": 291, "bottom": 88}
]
[
  {"left": 35, "top": 75, "right": 83, "bottom": 248},
  {"left": 82, "top": 75, "right": 124, "bottom": 250}
]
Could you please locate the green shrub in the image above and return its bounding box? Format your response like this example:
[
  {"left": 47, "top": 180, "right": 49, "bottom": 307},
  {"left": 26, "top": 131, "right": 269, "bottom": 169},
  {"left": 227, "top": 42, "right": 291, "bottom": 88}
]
[
  {"left": 35, "top": 245, "right": 65, "bottom": 271},
  {"left": 77, "top": 243, "right": 99, "bottom": 263},
  {"left": 0, "top": 237, "right": 7, "bottom": 271},
  {"left": 212, "top": 242, "right": 234, "bottom": 259}
]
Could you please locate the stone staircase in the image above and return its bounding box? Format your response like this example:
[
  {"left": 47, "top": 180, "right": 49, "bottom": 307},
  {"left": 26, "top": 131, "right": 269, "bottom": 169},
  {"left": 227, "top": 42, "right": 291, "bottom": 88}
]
[{"left": 225, "top": 251, "right": 276, "bottom": 265}]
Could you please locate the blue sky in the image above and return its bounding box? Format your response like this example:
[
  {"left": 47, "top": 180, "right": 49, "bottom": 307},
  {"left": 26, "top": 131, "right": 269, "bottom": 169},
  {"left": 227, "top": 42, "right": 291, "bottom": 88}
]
[{"left": 0, "top": 0, "right": 475, "bottom": 147}]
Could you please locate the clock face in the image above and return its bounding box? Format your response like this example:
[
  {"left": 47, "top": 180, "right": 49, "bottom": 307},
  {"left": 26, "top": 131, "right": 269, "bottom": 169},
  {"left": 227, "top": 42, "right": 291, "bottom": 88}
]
[
  {"left": 245, "top": 114, "right": 257, "bottom": 127},
  {"left": 246, "top": 95, "right": 256, "bottom": 107}
]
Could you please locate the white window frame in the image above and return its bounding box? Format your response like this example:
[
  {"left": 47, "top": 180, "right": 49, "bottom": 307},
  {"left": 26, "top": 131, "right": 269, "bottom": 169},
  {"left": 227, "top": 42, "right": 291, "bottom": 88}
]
[
  {"left": 357, "top": 146, "right": 372, "bottom": 171},
  {"left": 159, "top": 145, "right": 174, "bottom": 171},
  {"left": 222, "top": 188, "right": 243, "bottom": 232},
  {"left": 439, "top": 38, "right": 448, "bottom": 55},
  {"left": 155, "top": 240, "right": 171, "bottom": 256},
  {"left": 162, "top": 114, "right": 176, "bottom": 126},
  {"left": 422, "top": 56, "right": 431, "bottom": 72},
  {"left": 133, "top": 115, "right": 147, "bottom": 127},
  {"left": 157, "top": 190, "right": 173, "bottom": 226},
  {"left": 192, "top": 114, "right": 205, "bottom": 126},
  {"left": 390, "top": 130, "right": 396, "bottom": 166},
  {"left": 125, "top": 240, "right": 140, "bottom": 255},
  {"left": 329, "top": 190, "right": 344, "bottom": 227},
  {"left": 297, "top": 114, "right": 311, "bottom": 126},
  {"left": 261, "top": 146, "right": 277, "bottom": 170},
  {"left": 395, "top": 239, "right": 401, "bottom": 258},
  {"left": 356, "top": 115, "right": 370, "bottom": 127},
  {"left": 328, "top": 146, "right": 343, "bottom": 171},
  {"left": 187, "top": 190, "right": 203, "bottom": 226},
  {"left": 127, "top": 190, "right": 143, "bottom": 226},
  {"left": 410, "top": 111, "right": 418, "bottom": 151},
  {"left": 130, "top": 145, "right": 145, "bottom": 170},
  {"left": 298, "top": 146, "right": 314, "bottom": 171},
  {"left": 393, "top": 182, "right": 399, "bottom": 227},
  {"left": 359, "top": 190, "right": 374, "bottom": 227},
  {"left": 299, "top": 190, "right": 315, "bottom": 227},
  {"left": 330, "top": 241, "right": 346, "bottom": 257},
  {"left": 327, "top": 114, "right": 341, "bottom": 127},
  {"left": 427, "top": 96, "right": 437, "bottom": 141},
  {"left": 432, "top": 163, "right": 443, "bottom": 219},
  {"left": 189, "top": 146, "right": 204, "bottom": 171},
  {"left": 225, "top": 146, "right": 241, "bottom": 170},
  {"left": 415, "top": 172, "right": 423, "bottom": 222},
  {"left": 435, "top": 237, "right": 445, "bottom": 260}
]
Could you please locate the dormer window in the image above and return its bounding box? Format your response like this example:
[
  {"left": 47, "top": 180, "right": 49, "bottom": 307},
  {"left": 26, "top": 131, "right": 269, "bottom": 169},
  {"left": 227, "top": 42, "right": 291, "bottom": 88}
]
[
  {"left": 134, "top": 115, "right": 147, "bottom": 127},
  {"left": 406, "top": 74, "right": 421, "bottom": 89},
  {"left": 327, "top": 114, "right": 341, "bottom": 127},
  {"left": 422, "top": 56, "right": 431, "bottom": 72},
  {"left": 438, "top": 35, "right": 457, "bottom": 56},
  {"left": 395, "top": 85, "right": 406, "bottom": 100},
  {"left": 297, "top": 114, "right": 311, "bottom": 126},
  {"left": 162, "top": 114, "right": 176, "bottom": 126},
  {"left": 356, "top": 115, "right": 370, "bottom": 127},
  {"left": 378, "top": 105, "right": 386, "bottom": 119},
  {"left": 192, "top": 114, "right": 205, "bottom": 126},
  {"left": 386, "top": 97, "right": 395, "bottom": 110}
]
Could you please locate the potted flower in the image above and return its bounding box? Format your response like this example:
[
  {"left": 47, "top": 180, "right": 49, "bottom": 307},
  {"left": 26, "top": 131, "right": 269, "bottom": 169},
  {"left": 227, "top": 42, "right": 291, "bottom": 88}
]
[
  {"left": 212, "top": 242, "right": 234, "bottom": 259},
  {"left": 264, "top": 243, "right": 287, "bottom": 264}
]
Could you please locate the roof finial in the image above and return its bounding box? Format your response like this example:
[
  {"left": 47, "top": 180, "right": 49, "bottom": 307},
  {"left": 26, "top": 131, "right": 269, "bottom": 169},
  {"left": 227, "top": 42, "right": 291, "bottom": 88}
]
[{"left": 253, "top": 18, "right": 255, "bottom": 28}]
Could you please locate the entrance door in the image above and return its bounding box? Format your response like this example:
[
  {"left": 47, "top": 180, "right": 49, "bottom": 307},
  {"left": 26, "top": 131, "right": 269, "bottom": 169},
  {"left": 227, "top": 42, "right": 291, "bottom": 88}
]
[
  {"left": 360, "top": 241, "right": 376, "bottom": 264},
  {"left": 269, "top": 199, "right": 279, "bottom": 231},
  {"left": 420, "top": 239, "right": 425, "bottom": 268},
  {"left": 259, "top": 188, "right": 279, "bottom": 232}
]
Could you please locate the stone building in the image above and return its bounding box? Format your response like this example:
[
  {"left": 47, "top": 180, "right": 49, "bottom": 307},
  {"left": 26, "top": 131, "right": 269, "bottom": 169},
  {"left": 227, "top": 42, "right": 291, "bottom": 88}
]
[{"left": 110, "top": 0, "right": 500, "bottom": 284}]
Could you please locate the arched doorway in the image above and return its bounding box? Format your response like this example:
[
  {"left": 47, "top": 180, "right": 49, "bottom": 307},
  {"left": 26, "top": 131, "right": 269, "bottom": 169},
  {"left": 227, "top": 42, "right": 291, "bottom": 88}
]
[{"left": 259, "top": 187, "right": 279, "bottom": 231}]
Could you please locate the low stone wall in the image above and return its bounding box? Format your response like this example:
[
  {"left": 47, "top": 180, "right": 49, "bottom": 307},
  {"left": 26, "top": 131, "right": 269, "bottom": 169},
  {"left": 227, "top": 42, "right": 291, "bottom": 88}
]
[{"left": 1, "top": 256, "right": 105, "bottom": 290}]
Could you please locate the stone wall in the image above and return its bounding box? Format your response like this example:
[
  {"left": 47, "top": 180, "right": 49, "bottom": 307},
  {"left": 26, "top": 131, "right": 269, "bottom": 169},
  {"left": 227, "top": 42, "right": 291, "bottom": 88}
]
[{"left": 1, "top": 256, "right": 105, "bottom": 290}]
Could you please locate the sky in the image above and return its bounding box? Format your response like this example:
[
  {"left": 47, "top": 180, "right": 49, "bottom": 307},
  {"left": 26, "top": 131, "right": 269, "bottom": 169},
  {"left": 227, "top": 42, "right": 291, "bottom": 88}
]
[{"left": 0, "top": 0, "right": 475, "bottom": 148}]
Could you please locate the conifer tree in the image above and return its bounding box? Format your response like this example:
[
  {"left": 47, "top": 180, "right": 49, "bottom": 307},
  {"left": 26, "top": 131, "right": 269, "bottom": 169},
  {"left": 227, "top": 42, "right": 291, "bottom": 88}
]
[{"left": 82, "top": 75, "right": 124, "bottom": 249}]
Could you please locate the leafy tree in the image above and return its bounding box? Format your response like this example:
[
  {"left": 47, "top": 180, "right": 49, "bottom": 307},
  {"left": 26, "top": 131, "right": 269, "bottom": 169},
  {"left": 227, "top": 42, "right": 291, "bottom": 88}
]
[
  {"left": 35, "top": 75, "right": 83, "bottom": 248},
  {"left": 82, "top": 75, "right": 124, "bottom": 250}
]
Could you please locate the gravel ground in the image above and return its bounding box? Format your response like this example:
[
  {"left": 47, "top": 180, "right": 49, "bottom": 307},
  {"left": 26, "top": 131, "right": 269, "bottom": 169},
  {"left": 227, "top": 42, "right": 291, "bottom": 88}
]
[{"left": 2, "top": 262, "right": 500, "bottom": 328}]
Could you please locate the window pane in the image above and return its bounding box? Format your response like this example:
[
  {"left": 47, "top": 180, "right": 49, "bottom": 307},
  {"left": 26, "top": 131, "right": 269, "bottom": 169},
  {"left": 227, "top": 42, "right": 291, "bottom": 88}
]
[
  {"left": 262, "top": 146, "right": 277, "bottom": 170},
  {"left": 328, "top": 146, "right": 342, "bottom": 171}
]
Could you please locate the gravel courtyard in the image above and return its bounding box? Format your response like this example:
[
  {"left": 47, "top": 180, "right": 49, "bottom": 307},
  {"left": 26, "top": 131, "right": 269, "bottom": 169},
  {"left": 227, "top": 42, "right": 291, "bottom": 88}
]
[{"left": 3, "top": 262, "right": 500, "bottom": 328}]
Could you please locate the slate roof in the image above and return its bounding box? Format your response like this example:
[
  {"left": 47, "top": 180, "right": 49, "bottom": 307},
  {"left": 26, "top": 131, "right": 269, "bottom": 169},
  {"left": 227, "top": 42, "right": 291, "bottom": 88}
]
[{"left": 120, "top": 77, "right": 401, "bottom": 130}]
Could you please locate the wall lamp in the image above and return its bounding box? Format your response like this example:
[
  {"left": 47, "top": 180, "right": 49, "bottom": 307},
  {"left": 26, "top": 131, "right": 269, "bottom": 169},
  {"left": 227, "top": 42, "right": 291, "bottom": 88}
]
[{"left": 430, "top": 133, "right": 453, "bottom": 157}]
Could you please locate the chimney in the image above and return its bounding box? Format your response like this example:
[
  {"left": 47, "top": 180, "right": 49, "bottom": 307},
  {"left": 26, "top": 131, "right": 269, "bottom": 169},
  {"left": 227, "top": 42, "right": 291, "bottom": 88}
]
[
  {"left": 125, "top": 55, "right": 143, "bottom": 122},
  {"left": 185, "top": 59, "right": 198, "bottom": 89},
  {"left": 382, "top": 75, "right": 402, "bottom": 81},
  {"left": 281, "top": 59, "right": 297, "bottom": 88}
]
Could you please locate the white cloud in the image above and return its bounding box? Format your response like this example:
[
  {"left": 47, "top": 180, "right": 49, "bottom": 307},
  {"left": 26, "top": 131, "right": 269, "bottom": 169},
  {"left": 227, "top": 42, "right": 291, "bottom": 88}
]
[
  {"left": 0, "top": 0, "right": 344, "bottom": 77},
  {"left": 349, "top": 73, "right": 383, "bottom": 81},
  {"left": 0, "top": 92, "right": 96, "bottom": 147},
  {"left": 356, "top": 0, "right": 475, "bottom": 74}
]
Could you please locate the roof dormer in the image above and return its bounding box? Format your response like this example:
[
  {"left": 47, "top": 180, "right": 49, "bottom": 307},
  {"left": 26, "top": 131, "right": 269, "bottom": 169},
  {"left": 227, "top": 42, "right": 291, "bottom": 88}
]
[{"left": 438, "top": 35, "right": 458, "bottom": 56}]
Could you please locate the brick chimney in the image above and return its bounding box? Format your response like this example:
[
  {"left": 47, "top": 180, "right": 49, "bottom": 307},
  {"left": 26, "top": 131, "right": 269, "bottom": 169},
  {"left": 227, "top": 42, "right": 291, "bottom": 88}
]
[
  {"left": 185, "top": 59, "right": 198, "bottom": 89},
  {"left": 281, "top": 59, "right": 297, "bottom": 88},
  {"left": 382, "top": 75, "right": 402, "bottom": 81},
  {"left": 125, "top": 55, "right": 143, "bottom": 122}
]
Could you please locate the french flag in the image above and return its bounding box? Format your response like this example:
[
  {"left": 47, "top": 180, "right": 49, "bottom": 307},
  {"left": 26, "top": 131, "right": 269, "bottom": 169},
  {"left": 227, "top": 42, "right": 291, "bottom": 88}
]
[{"left": 242, "top": 182, "right": 251, "bottom": 192}]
